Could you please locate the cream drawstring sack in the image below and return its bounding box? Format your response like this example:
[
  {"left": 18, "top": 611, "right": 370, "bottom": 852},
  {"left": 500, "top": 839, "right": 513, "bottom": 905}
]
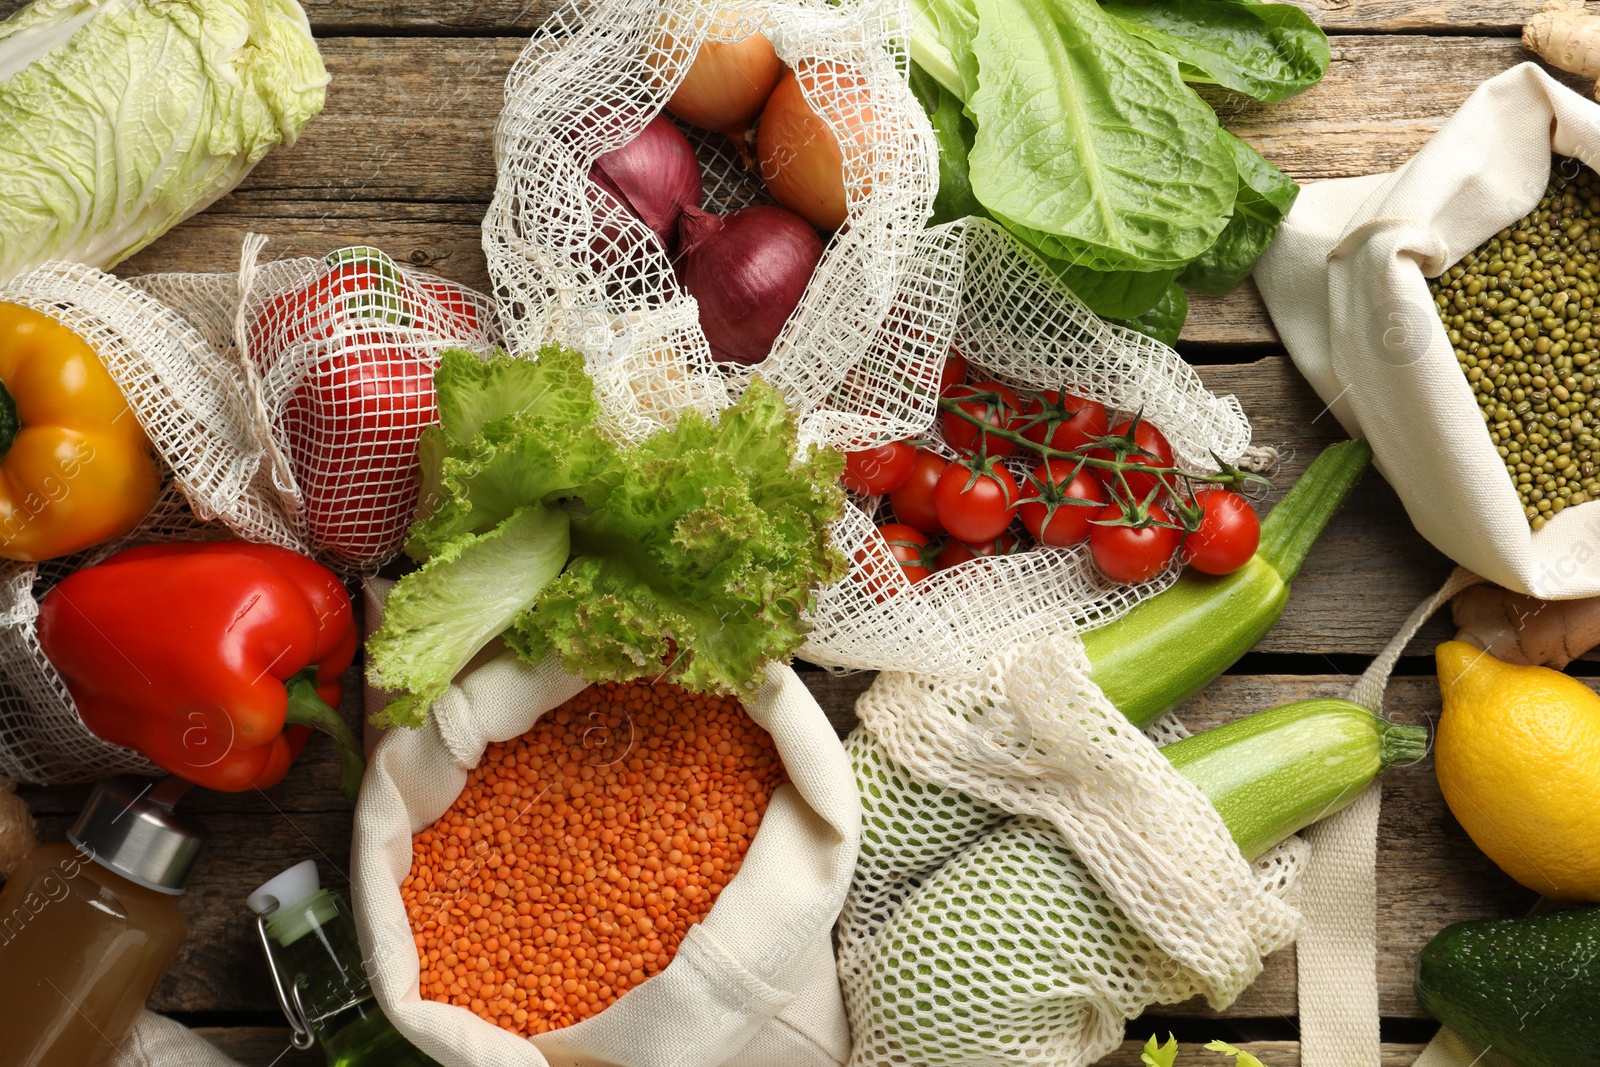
[
  {"left": 350, "top": 579, "right": 861, "bottom": 1067},
  {"left": 1256, "top": 63, "right": 1600, "bottom": 599}
]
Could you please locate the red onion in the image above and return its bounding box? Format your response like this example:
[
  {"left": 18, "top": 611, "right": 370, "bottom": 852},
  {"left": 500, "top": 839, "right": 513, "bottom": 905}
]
[
  {"left": 674, "top": 205, "right": 823, "bottom": 365},
  {"left": 590, "top": 115, "right": 705, "bottom": 256}
]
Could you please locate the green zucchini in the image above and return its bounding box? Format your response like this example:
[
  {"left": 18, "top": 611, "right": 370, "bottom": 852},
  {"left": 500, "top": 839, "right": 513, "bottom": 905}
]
[
  {"left": 1081, "top": 438, "right": 1373, "bottom": 727},
  {"left": 1163, "top": 698, "right": 1426, "bottom": 860}
]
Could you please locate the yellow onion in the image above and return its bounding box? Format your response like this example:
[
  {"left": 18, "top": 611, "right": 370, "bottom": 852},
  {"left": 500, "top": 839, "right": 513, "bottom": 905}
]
[
  {"left": 664, "top": 29, "right": 784, "bottom": 156},
  {"left": 756, "top": 62, "right": 874, "bottom": 231}
]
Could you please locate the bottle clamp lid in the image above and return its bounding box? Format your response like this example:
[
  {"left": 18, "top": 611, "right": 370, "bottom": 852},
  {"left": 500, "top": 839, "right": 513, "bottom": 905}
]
[
  {"left": 68, "top": 776, "right": 207, "bottom": 895},
  {"left": 248, "top": 860, "right": 321, "bottom": 917}
]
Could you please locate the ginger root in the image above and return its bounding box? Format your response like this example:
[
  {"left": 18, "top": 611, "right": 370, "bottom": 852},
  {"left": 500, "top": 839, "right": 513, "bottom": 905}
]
[
  {"left": 1525, "top": 0, "right": 1600, "bottom": 100},
  {"left": 1451, "top": 584, "right": 1600, "bottom": 668}
]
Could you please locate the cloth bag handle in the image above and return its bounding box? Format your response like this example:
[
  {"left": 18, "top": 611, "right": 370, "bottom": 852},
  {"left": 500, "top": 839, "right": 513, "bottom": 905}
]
[{"left": 1298, "top": 567, "right": 1482, "bottom": 1067}]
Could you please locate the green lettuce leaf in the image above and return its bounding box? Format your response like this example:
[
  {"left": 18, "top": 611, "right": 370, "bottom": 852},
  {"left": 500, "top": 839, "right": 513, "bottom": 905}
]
[
  {"left": 513, "top": 377, "right": 847, "bottom": 696},
  {"left": 1048, "top": 262, "right": 1178, "bottom": 319},
  {"left": 1177, "top": 132, "right": 1300, "bottom": 295},
  {"left": 368, "top": 348, "right": 846, "bottom": 726},
  {"left": 369, "top": 504, "right": 571, "bottom": 728},
  {"left": 964, "top": 0, "right": 1236, "bottom": 272},
  {"left": 1102, "top": 0, "right": 1330, "bottom": 104},
  {"left": 909, "top": 61, "right": 985, "bottom": 226},
  {"left": 0, "top": 0, "right": 327, "bottom": 281},
  {"left": 1110, "top": 281, "right": 1188, "bottom": 347}
]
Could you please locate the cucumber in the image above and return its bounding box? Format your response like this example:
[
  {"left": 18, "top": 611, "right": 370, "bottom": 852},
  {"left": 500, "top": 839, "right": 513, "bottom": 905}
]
[
  {"left": 1083, "top": 438, "right": 1373, "bottom": 727},
  {"left": 1163, "top": 698, "right": 1427, "bottom": 860},
  {"left": 1415, "top": 908, "right": 1600, "bottom": 1067}
]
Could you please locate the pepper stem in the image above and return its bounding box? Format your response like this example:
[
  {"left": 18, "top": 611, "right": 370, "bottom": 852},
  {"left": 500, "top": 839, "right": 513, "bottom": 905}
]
[
  {"left": 284, "top": 671, "right": 366, "bottom": 802},
  {"left": 0, "top": 379, "right": 18, "bottom": 460}
]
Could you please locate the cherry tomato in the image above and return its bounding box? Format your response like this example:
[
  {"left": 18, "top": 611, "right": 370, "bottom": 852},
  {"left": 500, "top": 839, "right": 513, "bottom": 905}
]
[
  {"left": 939, "top": 351, "right": 969, "bottom": 394},
  {"left": 935, "top": 530, "right": 1020, "bottom": 570},
  {"left": 1089, "top": 503, "right": 1180, "bottom": 584},
  {"left": 933, "top": 458, "right": 1021, "bottom": 542},
  {"left": 1181, "top": 489, "right": 1260, "bottom": 576},
  {"left": 940, "top": 380, "right": 1022, "bottom": 458},
  {"left": 1019, "top": 460, "right": 1105, "bottom": 547},
  {"left": 841, "top": 439, "right": 916, "bottom": 495},
  {"left": 1020, "top": 390, "right": 1109, "bottom": 454},
  {"left": 887, "top": 449, "right": 949, "bottom": 534},
  {"left": 855, "top": 523, "right": 932, "bottom": 602},
  {"left": 1089, "top": 419, "right": 1176, "bottom": 501}
]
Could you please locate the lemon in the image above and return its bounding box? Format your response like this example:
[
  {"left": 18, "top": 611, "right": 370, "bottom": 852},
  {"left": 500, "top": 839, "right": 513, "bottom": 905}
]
[{"left": 1435, "top": 640, "right": 1600, "bottom": 902}]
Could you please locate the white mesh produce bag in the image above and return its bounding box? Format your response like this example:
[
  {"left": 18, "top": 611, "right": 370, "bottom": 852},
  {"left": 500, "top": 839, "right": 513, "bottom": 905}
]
[
  {"left": 837, "top": 639, "right": 1305, "bottom": 1067},
  {"left": 135, "top": 237, "right": 502, "bottom": 572},
  {"left": 352, "top": 581, "right": 861, "bottom": 1067},
  {"left": 0, "top": 262, "right": 303, "bottom": 783},
  {"left": 802, "top": 218, "right": 1261, "bottom": 675},
  {"left": 482, "top": 0, "right": 939, "bottom": 442}
]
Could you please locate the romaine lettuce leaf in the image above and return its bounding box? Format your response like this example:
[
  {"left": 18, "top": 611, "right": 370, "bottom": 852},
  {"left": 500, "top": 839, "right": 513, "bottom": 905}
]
[
  {"left": 0, "top": 0, "right": 327, "bottom": 282},
  {"left": 965, "top": 0, "right": 1236, "bottom": 272},
  {"left": 1178, "top": 132, "right": 1300, "bottom": 295},
  {"left": 1102, "top": 0, "right": 1330, "bottom": 104},
  {"left": 1110, "top": 281, "right": 1187, "bottom": 347}
]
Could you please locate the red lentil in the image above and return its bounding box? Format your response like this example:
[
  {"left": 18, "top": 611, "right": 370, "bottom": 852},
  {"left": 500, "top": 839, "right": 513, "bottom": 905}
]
[{"left": 402, "top": 679, "right": 785, "bottom": 1035}]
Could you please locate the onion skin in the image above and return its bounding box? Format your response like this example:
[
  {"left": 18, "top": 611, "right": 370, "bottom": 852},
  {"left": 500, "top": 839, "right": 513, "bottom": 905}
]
[
  {"left": 674, "top": 204, "right": 823, "bottom": 365},
  {"left": 664, "top": 32, "right": 784, "bottom": 147},
  {"left": 756, "top": 62, "right": 873, "bottom": 231},
  {"left": 590, "top": 114, "right": 705, "bottom": 256}
]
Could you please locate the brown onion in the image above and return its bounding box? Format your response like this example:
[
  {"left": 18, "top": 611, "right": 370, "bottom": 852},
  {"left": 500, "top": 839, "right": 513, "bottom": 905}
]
[
  {"left": 663, "top": 30, "right": 784, "bottom": 156},
  {"left": 756, "top": 62, "right": 874, "bottom": 231},
  {"left": 590, "top": 114, "right": 705, "bottom": 256},
  {"left": 674, "top": 204, "right": 823, "bottom": 365}
]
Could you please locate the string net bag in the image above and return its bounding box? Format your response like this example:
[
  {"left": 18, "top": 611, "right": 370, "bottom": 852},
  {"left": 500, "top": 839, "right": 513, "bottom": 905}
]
[
  {"left": 481, "top": 0, "right": 939, "bottom": 444},
  {"left": 801, "top": 218, "right": 1262, "bottom": 674},
  {"left": 136, "top": 237, "right": 503, "bottom": 573},
  {"left": 0, "top": 261, "right": 307, "bottom": 784},
  {"left": 836, "top": 639, "right": 1306, "bottom": 1067}
]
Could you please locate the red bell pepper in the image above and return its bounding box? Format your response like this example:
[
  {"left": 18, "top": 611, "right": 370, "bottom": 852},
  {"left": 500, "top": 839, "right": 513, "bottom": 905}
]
[
  {"left": 249, "top": 246, "right": 489, "bottom": 569},
  {"left": 36, "top": 541, "right": 365, "bottom": 799}
]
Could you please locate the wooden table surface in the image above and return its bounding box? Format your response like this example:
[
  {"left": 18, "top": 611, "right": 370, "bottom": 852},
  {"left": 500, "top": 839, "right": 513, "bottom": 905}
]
[{"left": 11, "top": 1, "right": 1574, "bottom": 1064}]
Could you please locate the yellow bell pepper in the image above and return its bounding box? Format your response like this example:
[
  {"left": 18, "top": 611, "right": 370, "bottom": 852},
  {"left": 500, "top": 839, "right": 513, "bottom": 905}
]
[{"left": 0, "top": 303, "right": 160, "bottom": 561}]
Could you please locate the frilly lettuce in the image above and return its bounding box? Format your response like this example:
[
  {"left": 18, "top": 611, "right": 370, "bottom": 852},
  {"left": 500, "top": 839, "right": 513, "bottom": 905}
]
[
  {"left": 367, "top": 345, "right": 846, "bottom": 727},
  {"left": 0, "top": 0, "right": 327, "bottom": 282}
]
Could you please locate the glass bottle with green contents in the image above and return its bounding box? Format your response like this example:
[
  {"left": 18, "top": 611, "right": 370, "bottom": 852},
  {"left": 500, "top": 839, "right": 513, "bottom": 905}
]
[{"left": 248, "top": 861, "right": 442, "bottom": 1067}]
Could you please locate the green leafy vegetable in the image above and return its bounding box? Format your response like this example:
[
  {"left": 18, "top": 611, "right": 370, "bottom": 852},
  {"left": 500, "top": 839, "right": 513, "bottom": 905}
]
[
  {"left": 1110, "top": 281, "right": 1188, "bottom": 347},
  {"left": 0, "top": 0, "right": 327, "bottom": 283},
  {"left": 1205, "top": 1041, "right": 1269, "bottom": 1067},
  {"left": 966, "top": 0, "right": 1236, "bottom": 271},
  {"left": 1103, "top": 0, "right": 1330, "bottom": 104},
  {"left": 1142, "top": 1035, "right": 1180, "bottom": 1067},
  {"left": 909, "top": 62, "right": 984, "bottom": 225},
  {"left": 1139, "top": 1035, "right": 1272, "bottom": 1067},
  {"left": 1049, "top": 263, "right": 1179, "bottom": 320},
  {"left": 367, "top": 346, "right": 846, "bottom": 727},
  {"left": 1178, "top": 133, "right": 1300, "bottom": 295}
]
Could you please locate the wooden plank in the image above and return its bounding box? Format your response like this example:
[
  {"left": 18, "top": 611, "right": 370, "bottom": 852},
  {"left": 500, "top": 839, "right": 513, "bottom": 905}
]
[
  {"left": 12, "top": 671, "right": 1522, "bottom": 1017},
  {"left": 1095, "top": 1041, "right": 1431, "bottom": 1066},
  {"left": 0, "top": 0, "right": 1546, "bottom": 36},
  {"left": 187, "top": 1027, "right": 1435, "bottom": 1066}
]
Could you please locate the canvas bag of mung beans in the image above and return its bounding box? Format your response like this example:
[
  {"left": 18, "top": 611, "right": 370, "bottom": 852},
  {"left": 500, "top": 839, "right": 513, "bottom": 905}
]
[
  {"left": 1257, "top": 61, "right": 1600, "bottom": 599},
  {"left": 350, "top": 581, "right": 861, "bottom": 1067}
]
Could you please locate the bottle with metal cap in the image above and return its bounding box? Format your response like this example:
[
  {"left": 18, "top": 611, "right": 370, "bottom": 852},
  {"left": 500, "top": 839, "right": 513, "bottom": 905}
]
[
  {"left": 249, "top": 860, "right": 442, "bottom": 1067},
  {"left": 0, "top": 776, "right": 205, "bottom": 1067}
]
